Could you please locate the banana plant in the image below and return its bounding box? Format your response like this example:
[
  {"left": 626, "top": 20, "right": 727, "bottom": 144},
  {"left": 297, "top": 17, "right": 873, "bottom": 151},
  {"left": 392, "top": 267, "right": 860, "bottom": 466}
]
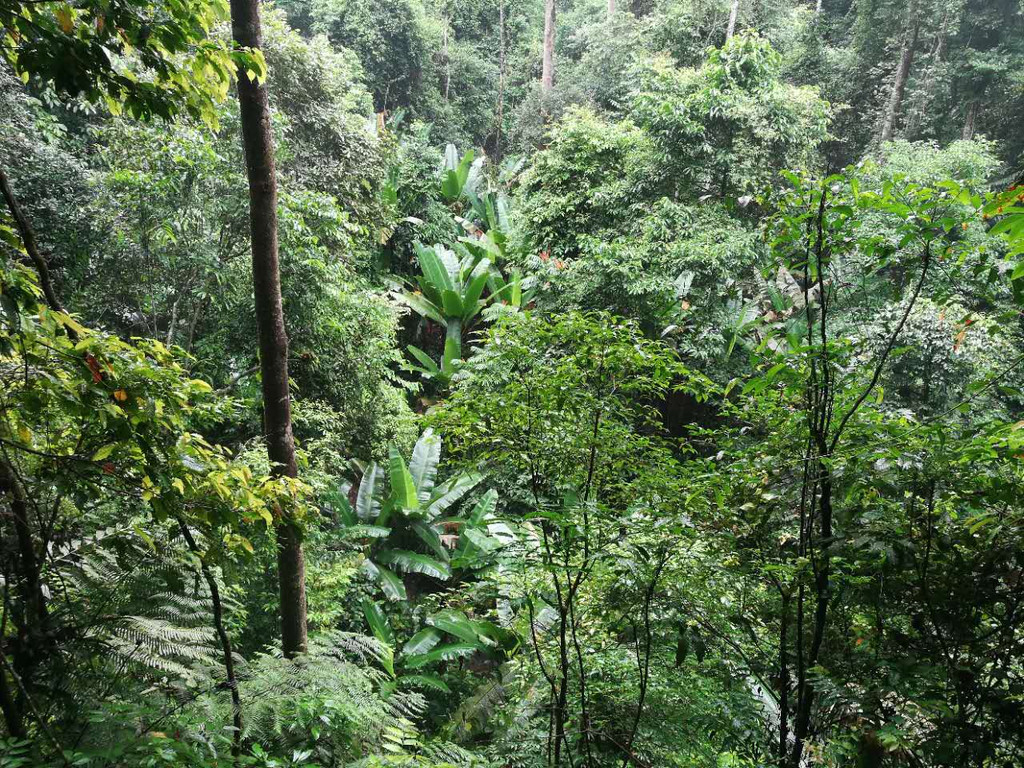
[
  {"left": 329, "top": 429, "right": 513, "bottom": 604},
  {"left": 396, "top": 242, "right": 494, "bottom": 385},
  {"left": 458, "top": 233, "right": 536, "bottom": 314},
  {"left": 441, "top": 143, "right": 510, "bottom": 240},
  {"left": 440, "top": 144, "right": 477, "bottom": 202}
]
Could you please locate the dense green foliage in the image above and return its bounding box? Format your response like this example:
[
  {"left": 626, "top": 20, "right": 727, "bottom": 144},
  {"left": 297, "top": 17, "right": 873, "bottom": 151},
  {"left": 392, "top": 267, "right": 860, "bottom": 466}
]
[{"left": 2, "top": 0, "right": 1024, "bottom": 766}]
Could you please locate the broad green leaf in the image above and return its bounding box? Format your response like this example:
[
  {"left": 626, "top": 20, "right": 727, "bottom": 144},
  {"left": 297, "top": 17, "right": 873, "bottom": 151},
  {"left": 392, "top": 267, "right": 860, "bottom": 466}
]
[
  {"left": 417, "top": 244, "right": 455, "bottom": 293},
  {"left": 407, "top": 345, "right": 441, "bottom": 375},
  {"left": 362, "top": 599, "right": 395, "bottom": 650},
  {"left": 466, "top": 489, "right": 498, "bottom": 525},
  {"left": 441, "top": 289, "right": 464, "bottom": 319},
  {"left": 410, "top": 429, "right": 441, "bottom": 501},
  {"left": 412, "top": 520, "right": 450, "bottom": 561},
  {"left": 402, "top": 627, "right": 442, "bottom": 656},
  {"left": 427, "top": 473, "right": 483, "bottom": 519},
  {"left": 395, "top": 291, "right": 445, "bottom": 324},
  {"left": 356, "top": 463, "right": 381, "bottom": 521},
  {"left": 426, "top": 610, "right": 482, "bottom": 644},
  {"left": 463, "top": 271, "right": 491, "bottom": 320},
  {"left": 361, "top": 560, "right": 408, "bottom": 602},
  {"left": 462, "top": 527, "right": 501, "bottom": 554},
  {"left": 342, "top": 525, "right": 391, "bottom": 539},
  {"left": 378, "top": 549, "right": 452, "bottom": 580},
  {"left": 404, "top": 643, "right": 478, "bottom": 669},
  {"left": 389, "top": 447, "right": 418, "bottom": 511}
]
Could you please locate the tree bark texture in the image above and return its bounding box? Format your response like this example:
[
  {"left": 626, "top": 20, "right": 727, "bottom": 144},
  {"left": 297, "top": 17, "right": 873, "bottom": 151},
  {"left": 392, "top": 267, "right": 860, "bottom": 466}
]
[
  {"left": 726, "top": 0, "right": 740, "bottom": 40},
  {"left": 879, "top": 0, "right": 920, "bottom": 144},
  {"left": 542, "top": 0, "right": 556, "bottom": 92},
  {"left": 962, "top": 100, "right": 978, "bottom": 140},
  {"left": 229, "top": 0, "right": 307, "bottom": 658},
  {"left": 0, "top": 165, "right": 65, "bottom": 316}
]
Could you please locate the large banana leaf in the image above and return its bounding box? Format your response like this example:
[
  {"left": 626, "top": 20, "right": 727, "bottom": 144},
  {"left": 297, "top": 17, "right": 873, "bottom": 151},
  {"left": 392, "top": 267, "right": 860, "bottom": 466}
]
[
  {"left": 412, "top": 520, "right": 450, "bottom": 561},
  {"left": 341, "top": 524, "right": 391, "bottom": 540},
  {"left": 362, "top": 599, "right": 395, "bottom": 651},
  {"left": 409, "top": 428, "right": 441, "bottom": 501},
  {"left": 325, "top": 483, "right": 356, "bottom": 525},
  {"left": 362, "top": 559, "right": 408, "bottom": 602},
  {"left": 440, "top": 147, "right": 474, "bottom": 200},
  {"left": 436, "top": 245, "right": 460, "bottom": 281},
  {"left": 440, "top": 288, "right": 465, "bottom": 319},
  {"left": 356, "top": 463, "right": 381, "bottom": 521},
  {"left": 378, "top": 549, "right": 452, "bottom": 580},
  {"left": 396, "top": 290, "right": 445, "bottom": 324},
  {"left": 466, "top": 488, "right": 497, "bottom": 525},
  {"left": 472, "top": 619, "right": 520, "bottom": 656},
  {"left": 462, "top": 271, "right": 491, "bottom": 321},
  {"left": 426, "top": 610, "right": 485, "bottom": 644},
  {"left": 402, "top": 627, "right": 443, "bottom": 656},
  {"left": 406, "top": 345, "right": 443, "bottom": 381},
  {"left": 405, "top": 642, "right": 479, "bottom": 669},
  {"left": 426, "top": 473, "right": 483, "bottom": 519},
  {"left": 416, "top": 243, "right": 455, "bottom": 294},
  {"left": 388, "top": 446, "right": 418, "bottom": 512},
  {"left": 461, "top": 527, "right": 502, "bottom": 554}
]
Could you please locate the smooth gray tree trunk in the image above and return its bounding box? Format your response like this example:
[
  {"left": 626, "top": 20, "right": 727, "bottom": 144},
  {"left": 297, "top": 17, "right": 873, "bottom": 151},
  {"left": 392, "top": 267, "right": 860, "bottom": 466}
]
[
  {"left": 726, "top": 0, "right": 740, "bottom": 40},
  {"left": 542, "top": 0, "right": 555, "bottom": 92}
]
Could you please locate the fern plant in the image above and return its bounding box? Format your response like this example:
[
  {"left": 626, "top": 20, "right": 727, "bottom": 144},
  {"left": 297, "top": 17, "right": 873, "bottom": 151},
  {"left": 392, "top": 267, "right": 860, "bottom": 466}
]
[{"left": 54, "top": 525, "right": 222, "bottom": 685}]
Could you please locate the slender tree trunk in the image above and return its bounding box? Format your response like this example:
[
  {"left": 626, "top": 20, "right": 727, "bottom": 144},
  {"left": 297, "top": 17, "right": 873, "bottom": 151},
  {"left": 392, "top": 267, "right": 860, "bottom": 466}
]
[
  {"left": 177, "top": 520, "right": 243, "bottom": 756},
  {"left": 878, "top": 0, "right": 920, "bottom": 144},
  {"left": 778, "top": 592, "right": 790, "bottom": 766},
  {"left": 726, "top": 0, "right": 740, "bottom": 40},
  {"left": 962, "top": 100, "right": 978, "bottom": 140},
  {"left": 441, "top": 13, "right": 451, "bottom": 102},
  {"left": 0, "top": 165, "right": 65, "bottom": 317},
  {"left": 905, "top": 26, "right": 947, "bottom": 138},
  {"left": 229, "top": 0, "right": 307, "bottom": 658},
  {"left": 166, "top": 293, "right": 181, "bottom": 347},
  {"left": 494, "top": 0, "right": 506, "bottom": 158},
  {"left": 815, "top": 0, "right": 822, "bottom": 15},
  {"left": 0, "top": 650, "right": 22, "bottom": 739},
  {"left": 607, "top": 0, "right": 616, "bottom": 19},
  {"left": 0, "top": 457, "right": 49, "bottom": 740},
  {"left": 542, "top": 0, "right": 556, "bottom": 92}
]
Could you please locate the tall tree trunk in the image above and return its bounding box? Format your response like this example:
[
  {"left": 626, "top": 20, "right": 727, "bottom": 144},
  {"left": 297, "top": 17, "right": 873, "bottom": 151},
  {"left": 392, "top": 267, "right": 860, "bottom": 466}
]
[
  {"left": 0, "top": 456, "right": 50, "bottom": 740},
  {"left": 878, "top": 0, "right": 920, "bottom": 144},
  {"left": 905, "top": 25, "right": 947, "bottom": 138},
  {"left": 726, "top": 0, "right": 740, "bottom": 40},
  {"left": 441, "top": 12, "right": 451, "bottom": 102},
  {"left": 0, "top": 166, "right": 65, "bottom": 317},
  {"left": 542, "top": 0, "right": 556, "bottom": 92},
  {"left": 815, "top": 0, "right": 822, "bottom": 15},
  {"left": 229, "top": 0, "right": 307, "bottom": 658},
  {"left": 961, "top": 100, "right": 978, "bottom": 140},
  {"left": 607, "top": 0, "right": 616, "bottom": 19},
  {"left": 495, "top": 0, "right": 506, "bottom": 158}
]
